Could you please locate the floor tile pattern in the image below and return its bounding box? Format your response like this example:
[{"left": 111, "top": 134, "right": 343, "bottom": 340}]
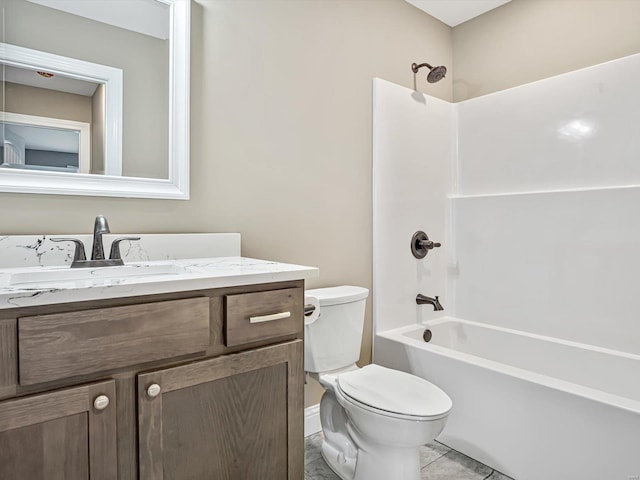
[{"left": 304, "top": 433, "right": 514, "bottom": 480}]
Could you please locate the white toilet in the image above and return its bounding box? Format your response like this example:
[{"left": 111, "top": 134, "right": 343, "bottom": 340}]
[{"left": 305, "top": 286, "right": 452, "bottom": 480}]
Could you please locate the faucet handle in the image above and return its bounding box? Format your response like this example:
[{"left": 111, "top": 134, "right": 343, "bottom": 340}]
[
  {"left": 411, "top": 231, "right": 441, "bottom": 259},
  {"left": 419, "top": 239, "right": 441, "bottom": 249},
  {"left": 109, "top": 237, "right": 141, "bottom": 261},
  {"left": 50, "top": 238, "right": 87, "bottom": 263}
]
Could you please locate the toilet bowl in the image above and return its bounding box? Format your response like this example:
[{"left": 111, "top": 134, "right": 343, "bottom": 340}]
[{"left": 305, "top": 286, "right": 452, "bottom": 480}]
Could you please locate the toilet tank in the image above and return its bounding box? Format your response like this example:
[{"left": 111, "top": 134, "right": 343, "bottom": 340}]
[{"left": 304, "top": 285, "right": 369, "bottom": 374}]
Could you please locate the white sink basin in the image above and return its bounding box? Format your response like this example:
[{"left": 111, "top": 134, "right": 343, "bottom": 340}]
[{"left": 8, "top": 264, "right": 189, "bottom": 286}]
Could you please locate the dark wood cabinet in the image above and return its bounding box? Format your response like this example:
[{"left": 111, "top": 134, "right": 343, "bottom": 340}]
[
  {"left": 0, "top": 379, "right": 117, "bottom": 480},
  {"left": 0, "top": 280, "right": 304, "bottom": 480},
  {"left": 138, "top": 340, "right": 304, "bottom": 480}
]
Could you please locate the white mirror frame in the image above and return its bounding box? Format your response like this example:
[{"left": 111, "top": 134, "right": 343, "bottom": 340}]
[{"left": 0, "top": 0, "right": 190, "bottom": 199}]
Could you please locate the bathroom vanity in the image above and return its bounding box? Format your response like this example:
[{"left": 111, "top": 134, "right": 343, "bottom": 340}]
[{"left": 0, "top": 250, "right": 317, "bottom": 480}]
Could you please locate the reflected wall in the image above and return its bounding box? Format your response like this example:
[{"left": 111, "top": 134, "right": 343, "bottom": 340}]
[{"left": 1, "top": 0, "right": 169, "bottom": 178}]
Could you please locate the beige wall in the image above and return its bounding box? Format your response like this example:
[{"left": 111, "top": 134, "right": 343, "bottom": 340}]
[
  {"left": 452, "top": 0, "right": 640, "bottom": 101},
  {"left": 5, "top": 82, "right": 92, "bottom": 123}
]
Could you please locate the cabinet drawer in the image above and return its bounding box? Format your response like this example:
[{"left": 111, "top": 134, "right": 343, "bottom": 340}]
[
  {"left": 18, "top": 297, "right": 210, "bottom": 386},
  {"left": 225, "top": 288, "right": 302, "bottom": 347}
]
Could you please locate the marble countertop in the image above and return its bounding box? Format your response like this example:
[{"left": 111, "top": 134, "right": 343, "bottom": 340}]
[{"left": 0, "top": 256, "right": 318, "bottom": 310}]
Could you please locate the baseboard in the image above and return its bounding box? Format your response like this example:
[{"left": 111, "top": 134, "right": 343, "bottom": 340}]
[{"left": 304, "top": 403, "right": 321, "bottom": 437}]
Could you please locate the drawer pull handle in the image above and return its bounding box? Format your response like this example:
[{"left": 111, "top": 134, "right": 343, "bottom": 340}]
[
  {"left": 147, "top": 384, "right": 162, "bottom": 398},
  {"left": 93, "top": 395, "right": 110, "bottom": 411},
  {"left": 249, "top": 311, "right": 291, "bottom": 324}
]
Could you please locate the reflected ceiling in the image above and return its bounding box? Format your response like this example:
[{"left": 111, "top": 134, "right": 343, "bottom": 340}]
[{"left": 405, "top": 0, "right": 512, "bottom": 27}]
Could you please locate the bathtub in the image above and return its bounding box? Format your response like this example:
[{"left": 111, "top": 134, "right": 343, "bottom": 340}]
[{"left": 374, "top": 317, "right": 640, "bottom": 480}]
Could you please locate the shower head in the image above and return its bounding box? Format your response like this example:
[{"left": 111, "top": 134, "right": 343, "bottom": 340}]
[
  {"left": 411, "top": 62, "right": 447, "bottom": 83},
  {"left": 426, "top": 65, "right": 447, "bottom": 83}
]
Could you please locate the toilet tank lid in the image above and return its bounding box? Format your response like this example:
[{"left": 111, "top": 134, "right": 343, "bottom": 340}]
[
  {"left": 337, "top": 364, "right": 452, "bottom": 418},
  {"left": 306, "top": 285, "right": 369, "bottom": 306}
]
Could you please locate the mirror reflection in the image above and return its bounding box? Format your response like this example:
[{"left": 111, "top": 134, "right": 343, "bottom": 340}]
[
  {"left": 1, "top": 115, "right": 88, "bottom": 173},
  {"left": 1, "top": 65, "right": 99, "bottom": 173},
  {"left": 0, "top": 0, "right": 171, "bottom": 179}
]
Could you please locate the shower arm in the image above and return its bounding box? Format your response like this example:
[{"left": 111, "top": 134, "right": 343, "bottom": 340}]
[{"left": 411, "top": 62, "right": 434, "bottom": 73}]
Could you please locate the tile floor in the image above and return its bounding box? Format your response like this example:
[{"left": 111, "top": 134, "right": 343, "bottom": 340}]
[{"left": 304, "top": 432, "right": 514, "bottom": 480}]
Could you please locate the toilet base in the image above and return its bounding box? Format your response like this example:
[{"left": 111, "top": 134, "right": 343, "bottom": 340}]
[
  {"left": 318, "top": 390, "right": 357, "bottom": 479},
  {"left": 320, "top": 441, "right": 354, "bottom": 480},
  {"left": 321, "top": 438, "right": 422, "bottom": 480},
  {"left": 352, "top": 443, "right": 421, "bottom": 480}
]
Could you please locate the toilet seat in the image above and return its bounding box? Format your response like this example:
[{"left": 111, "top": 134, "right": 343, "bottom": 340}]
[
  {"left": 337, "top": 388, "right": 450, "bottom": 421},
  {"left": 336, "top": 364, "right": 452, "bottom": 420}
]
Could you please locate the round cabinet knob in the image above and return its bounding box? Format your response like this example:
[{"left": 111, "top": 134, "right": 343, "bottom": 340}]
[
  {"left": 147, "top": 384, "right": 161, "bottom": 398},
  {"left": 93, "top": 395, "right": 110, "bottom": 411}
]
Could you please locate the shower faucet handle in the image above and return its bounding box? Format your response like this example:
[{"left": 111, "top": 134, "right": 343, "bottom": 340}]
[
  {"left": 419, "top": 239, "right": 441, "bottom": 249},
  {"left": 411, "top": 231, "right": 441, "bottom": 259}
]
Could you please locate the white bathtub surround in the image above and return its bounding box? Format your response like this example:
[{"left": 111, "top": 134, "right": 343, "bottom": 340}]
[
  {"left": 453, "top": 187, "right": 640, "bottom": 356},
  {"left": 456, "top": 54, "right": 640, "bottom": 195},
  {"left": 0, "top": 233, "right": 241, "bottom": 268},
  {"left": 0, "top": 256, "right": 318, "bottom": 309},
  {"left": 451, "top": 53, "right": 640, "bottom": 358},
  {"left": 373, "top": 53, "right": 640, "bottom": 480},
  {"left": 372, "top": 78, "right": 454, "bottom": 334},
  {"left": 376, "top": 319, "right": 640, "bottom": 480}
]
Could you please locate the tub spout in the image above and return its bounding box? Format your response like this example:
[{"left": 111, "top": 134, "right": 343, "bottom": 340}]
[{"left": 416, "top": 294, "right": 444, "bottom": 311}]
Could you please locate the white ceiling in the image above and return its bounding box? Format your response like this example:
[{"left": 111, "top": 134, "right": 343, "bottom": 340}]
[
  {"left": 5, "top": 65, "right": 99, "bottom": 97},
  {"left": 405, "top": 0, "right": 512, "bottom": 27},
  {"left": 26, "top": 0, "right": 170, "bottom": 40}
]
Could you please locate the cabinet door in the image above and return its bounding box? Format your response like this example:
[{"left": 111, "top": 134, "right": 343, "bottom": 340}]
[
  {"left": 138, "top": 340, "right": 303, "bottom": 480},
  {"left": 0, "top": 380, "right": 117, "bottom": 480}
]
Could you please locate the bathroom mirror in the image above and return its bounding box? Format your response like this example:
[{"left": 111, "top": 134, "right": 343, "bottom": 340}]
[{"left": 0, "top": 0, "right": 190, "bottom": 199}]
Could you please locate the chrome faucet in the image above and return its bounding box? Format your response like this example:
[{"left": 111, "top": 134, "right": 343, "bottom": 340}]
[
  {"left": 91, "top": 215, "right": 110, "bottom": 260},
  {"left": 51, "top": 215, "right": 140, "bottom": 268},
  {"left": 416, "top": 294, "right": 444, "bottom": 311}
]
